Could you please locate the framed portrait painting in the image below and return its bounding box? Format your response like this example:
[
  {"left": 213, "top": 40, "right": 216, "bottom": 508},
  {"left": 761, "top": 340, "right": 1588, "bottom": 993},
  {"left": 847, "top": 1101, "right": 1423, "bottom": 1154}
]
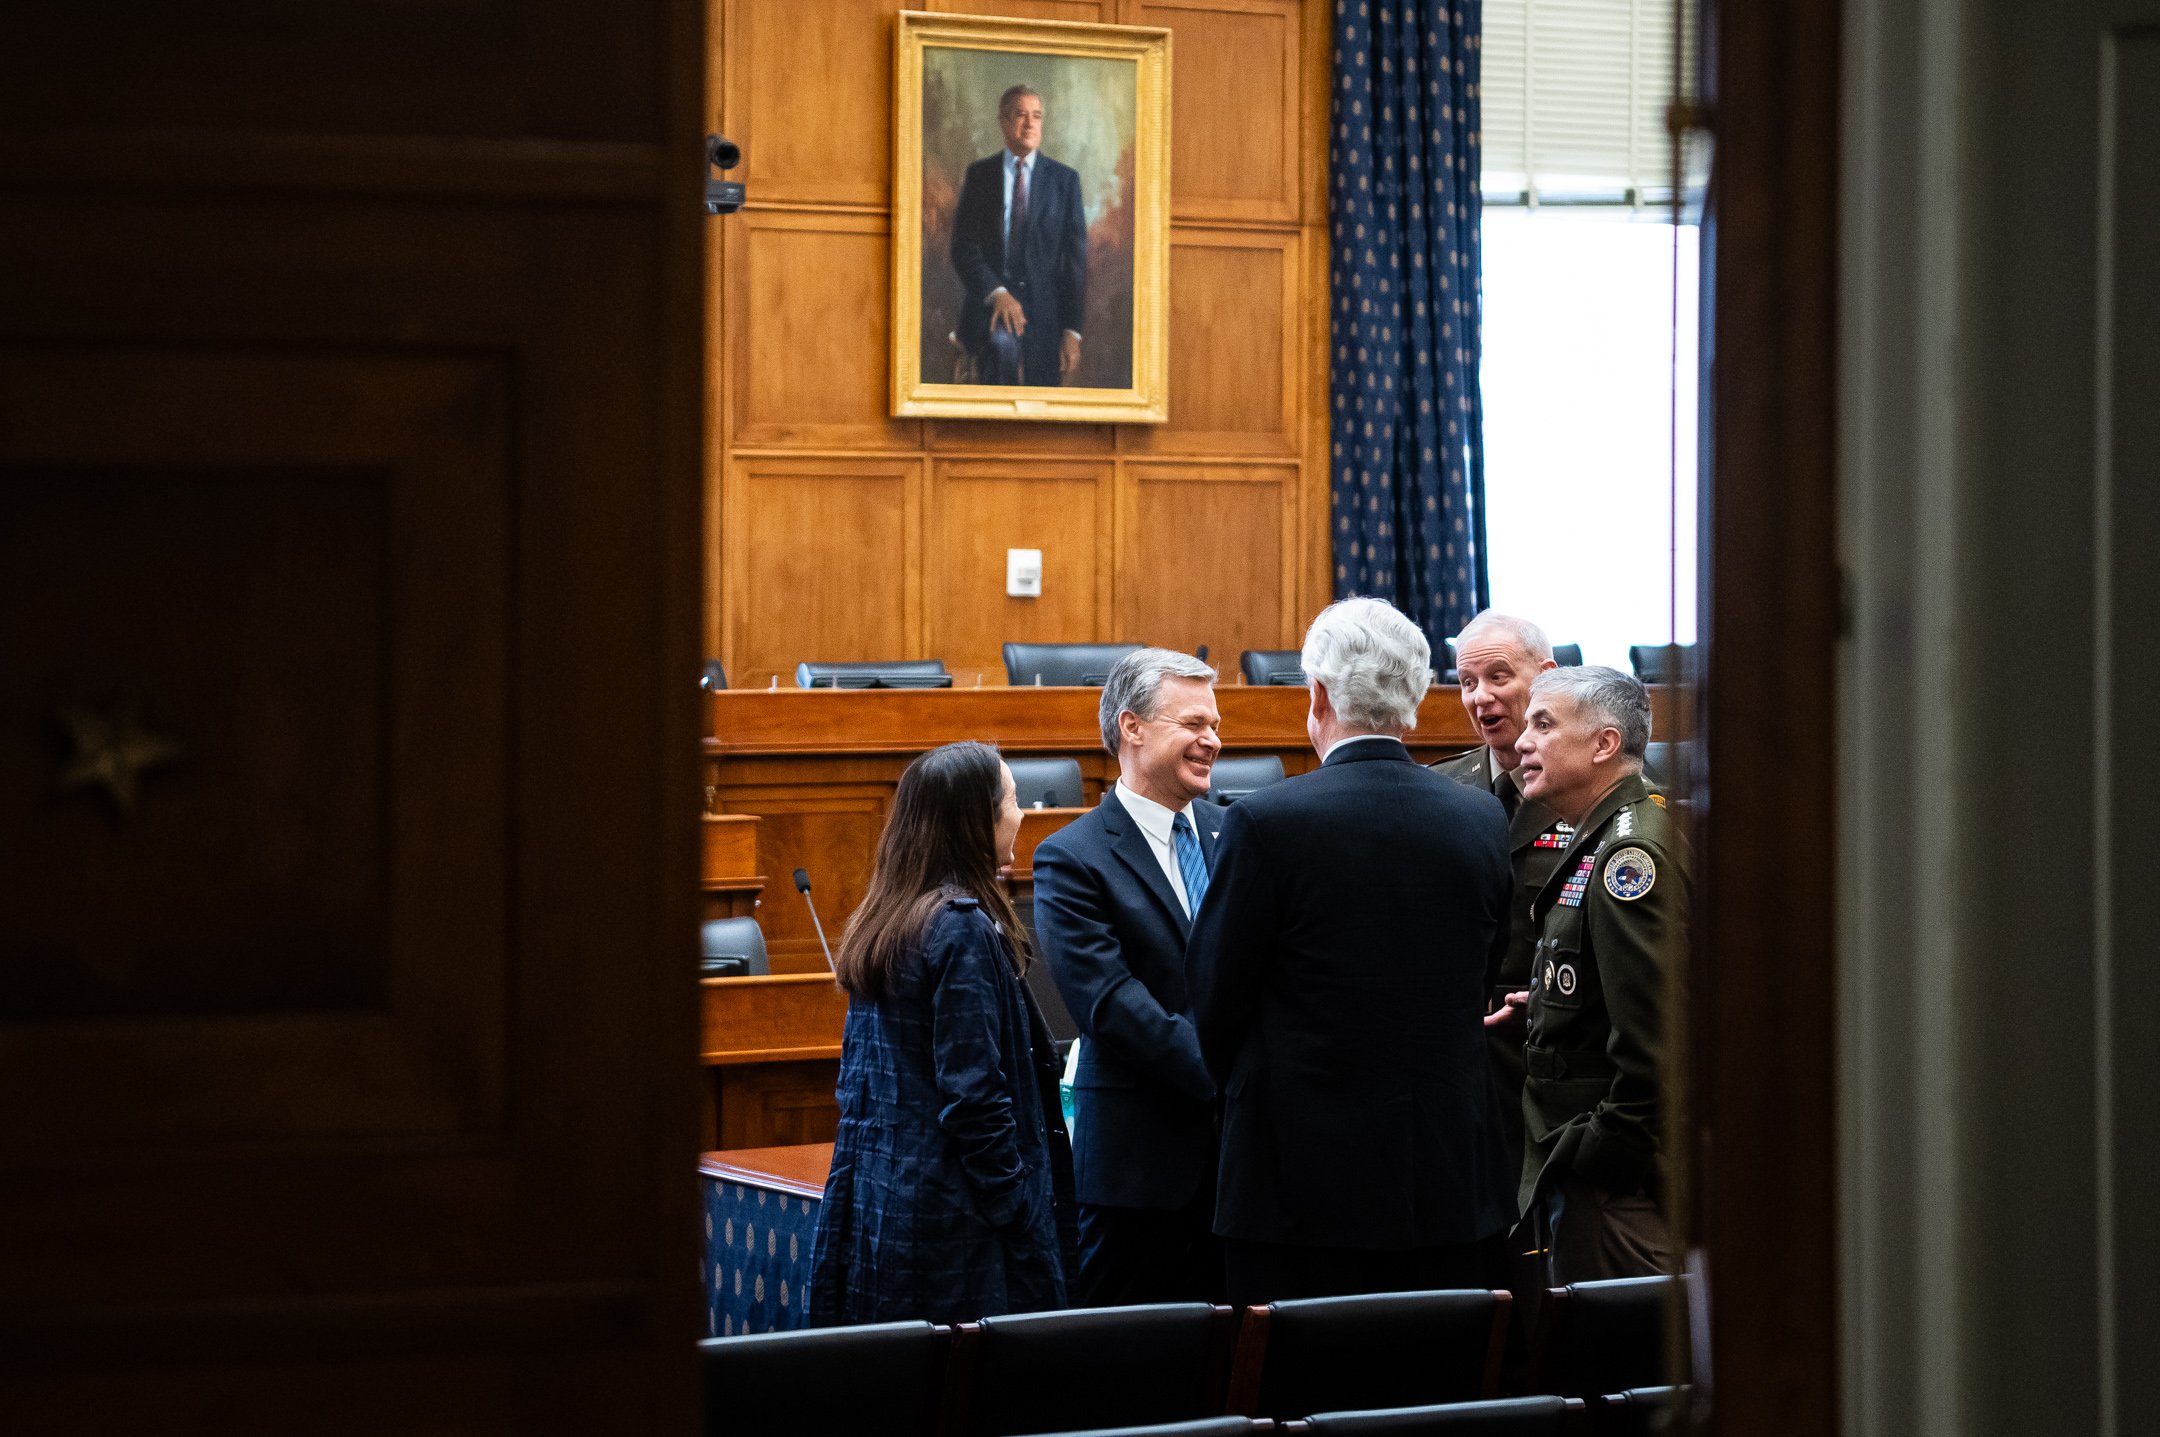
[{"left": 892, "top": 11, "right": 1170, "bottom": 424}]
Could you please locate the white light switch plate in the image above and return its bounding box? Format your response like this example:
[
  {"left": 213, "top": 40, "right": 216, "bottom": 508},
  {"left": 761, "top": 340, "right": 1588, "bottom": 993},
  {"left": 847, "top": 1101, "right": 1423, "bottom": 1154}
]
[{"left": 1006, "top": 548, "right": 1043, "bottom": 598}]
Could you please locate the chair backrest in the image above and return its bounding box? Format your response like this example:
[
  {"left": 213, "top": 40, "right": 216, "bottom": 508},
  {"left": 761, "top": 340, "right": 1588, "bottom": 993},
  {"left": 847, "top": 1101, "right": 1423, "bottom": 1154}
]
[
  {"left": 1240, "top": 649, "right": 1306, "bottom": 686},
  {"left": 698, "top": 1320, "right": 949, "bottom": 1437},
  {"left": 1528, "top": 1277, "right": 1684, "bottom": 1398},
  {"left": 1003, "top": 642, "right": 1145, "bottom": 687},
  {"left": 699, "top": 916, "right": 769, "bottom": 977},
  {"left": 1227, "top": 1290, "right": 1510, "bottom": 1420},
  {"left": 1005, "top": 756, "right": 1086, "bottom": 809},
  {"left": 795, "top": 659, "right": 951, "bottom": 689},
  {"left": 1627, "top": 644, "right": 1696, "bottom": 685},
  {"left": 1442, "top": 641, "right": 1583, "bottom": 679},
  {"left": 1641, "top": 738, "right": 1702, "bottom": 789},
  {"left": 952, "top": 1303, "right": 1242, "bottom": 1437},
  {"left": 1590, "top": 1386, "right": 1686, "bottom": 1437},
  {"left": 700, "top": 657, "right": 727, "bottom": 691},
  {"left": 1292, "top": 1396, "right": 1583, "bottom": 1434},
  {"left": 1208, "top": 754, "right": 1287, "bottom": 805}
]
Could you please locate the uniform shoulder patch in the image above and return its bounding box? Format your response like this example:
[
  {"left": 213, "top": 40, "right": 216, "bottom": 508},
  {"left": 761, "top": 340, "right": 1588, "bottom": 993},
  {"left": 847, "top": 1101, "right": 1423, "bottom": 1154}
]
[
  {"left": 1603, "top": 846, "right": 1656, "bottom": 901},
  {"left": 1649, "top": 792, "right": 1668, "bottom": 809}
]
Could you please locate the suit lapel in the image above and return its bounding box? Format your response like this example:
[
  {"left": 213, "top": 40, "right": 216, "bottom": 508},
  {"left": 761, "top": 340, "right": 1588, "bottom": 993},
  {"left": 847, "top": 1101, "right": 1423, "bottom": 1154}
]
[
  {"left": 1194, "top": 801, "right": 1223, "bottom": 867},
  {"left": 1100, "top": 789, "right": 1192, "bottom": 938}
]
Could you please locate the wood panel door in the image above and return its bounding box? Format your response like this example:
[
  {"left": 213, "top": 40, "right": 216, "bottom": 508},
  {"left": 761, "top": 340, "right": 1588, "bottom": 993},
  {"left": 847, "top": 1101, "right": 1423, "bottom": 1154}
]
[{"left": 0, "top": 2, "right": 705, "bottom": 1430}]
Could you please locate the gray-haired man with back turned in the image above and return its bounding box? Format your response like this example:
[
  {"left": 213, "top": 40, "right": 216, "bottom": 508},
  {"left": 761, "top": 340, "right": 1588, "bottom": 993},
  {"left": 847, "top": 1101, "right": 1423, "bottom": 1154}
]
[
  {"left": 1188, "top": 599, "right": 1518, "bottom": 1304},
  {"left": 1032, "top": 649, "right": 1226, "bottom": 1303}
]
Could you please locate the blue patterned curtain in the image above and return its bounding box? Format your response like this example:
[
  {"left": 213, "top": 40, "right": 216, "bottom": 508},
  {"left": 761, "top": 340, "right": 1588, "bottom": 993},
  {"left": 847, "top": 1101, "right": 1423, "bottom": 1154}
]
[{"left": 1329, "top": 1, "right": 1487, "bottom": 646}]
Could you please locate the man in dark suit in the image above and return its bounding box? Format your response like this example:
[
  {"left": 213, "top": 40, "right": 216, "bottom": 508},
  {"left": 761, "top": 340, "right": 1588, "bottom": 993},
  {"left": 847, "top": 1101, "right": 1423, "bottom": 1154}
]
[
  {"left": 1431, "top": 610, "right": 1567, "bottom": 1180},
  {"left": 1189, "top": 598, "right": 1518, "bottom": 1305},
  {"left": 1033, "top": 648, "right": 1225, "bottom": 1304},
  {"left": 950, "top": 83, "right": 1088, "bottom": 386}
]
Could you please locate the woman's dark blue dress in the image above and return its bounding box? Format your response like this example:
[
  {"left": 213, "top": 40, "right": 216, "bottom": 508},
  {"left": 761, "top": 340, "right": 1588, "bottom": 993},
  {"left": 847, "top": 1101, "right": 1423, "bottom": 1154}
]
[{"left": 808, "top": 897, "right": 1078, "bottom": 1326}]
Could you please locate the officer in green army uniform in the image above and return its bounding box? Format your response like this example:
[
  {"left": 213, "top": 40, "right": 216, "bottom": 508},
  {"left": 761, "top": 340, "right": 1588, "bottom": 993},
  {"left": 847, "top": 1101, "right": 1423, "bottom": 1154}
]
[
  {"left": 1430, "top": 611, "right": 1574, "bottom": 1178},
  {"left": 1509, "top": 665, "right": 1685, "bottom": 1283}
]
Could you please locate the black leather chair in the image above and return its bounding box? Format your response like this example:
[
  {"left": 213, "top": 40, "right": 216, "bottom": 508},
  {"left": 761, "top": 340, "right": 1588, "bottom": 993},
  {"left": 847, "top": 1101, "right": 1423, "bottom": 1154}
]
[
  {"left": 950, "top": 1303, "right": 1242, "bottom": 1437},
  {"left": 700, "top": 657, "right": 727, "bottom": 691},
  {"left": 1640, "top": 740, "right": 1703, "bottom": 791},
  {"left": 1288, "top": 1396, "right": 1585, "bottom": 1434},
  {"left": 1588, "top": 1386, "right": 1686, "bottom": 1436},
  {"left": 1627, "top": 644, "right": 1696, "bottom": 685},
  {"left": 1240, "top": 649, "right": 1306, "bottom": 686},
  {"left": 1227, "top": 1290, "right": 1510, "bottom": 1420},
  {"left": 698, "top": 1320, "right": 949, "bottom": 1437},
  {"left": 1441, "top": 640, "right": 1583, "bottom": 677},
  {"left": 700, "top": 916, "right": 769, "bottom": 978},
  {"left": 1003, "top": 642, "right": 1145, "bottom": 687},
  {"left": 1005, "top": 756, "right": 1086, "bottom": 809},
  {"left": 795, "top": 659, "right": 951, "bottom": 689},
  {"left": 1208, "top": 754, "right": 1287, "bottom": 804},
  {"left": 1526, "top": 1277, "right": 1685, "bottom": 1399}
]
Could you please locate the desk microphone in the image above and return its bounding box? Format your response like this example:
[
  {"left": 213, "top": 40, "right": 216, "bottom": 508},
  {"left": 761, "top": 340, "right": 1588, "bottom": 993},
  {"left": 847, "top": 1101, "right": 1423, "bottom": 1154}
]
[{"left": 794, "top": 867, "right": 838, "bottom": 975}]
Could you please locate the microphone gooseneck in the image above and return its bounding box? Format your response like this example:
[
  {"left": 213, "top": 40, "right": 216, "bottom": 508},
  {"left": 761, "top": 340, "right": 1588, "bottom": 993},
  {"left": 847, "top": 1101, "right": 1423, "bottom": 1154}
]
[{"left": 794, "top": 867, "right": 837, "bottom": 975}]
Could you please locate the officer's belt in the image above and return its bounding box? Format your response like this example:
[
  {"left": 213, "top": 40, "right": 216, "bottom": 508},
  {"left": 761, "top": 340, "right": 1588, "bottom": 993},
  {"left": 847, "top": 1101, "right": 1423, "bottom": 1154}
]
[{"left": 1524, "top": 1046, "right": 1618, "bottom": 1081}]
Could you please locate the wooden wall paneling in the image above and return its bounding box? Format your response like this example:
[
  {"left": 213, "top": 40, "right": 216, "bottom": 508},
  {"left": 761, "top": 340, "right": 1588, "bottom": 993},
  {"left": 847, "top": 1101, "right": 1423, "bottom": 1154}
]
[
  {"left": 926, "top": 460, "right": 1114, "bottom": 670},
  {"left": 724, "top": 455, "right": 922, "bottom": 678},
  {"left": 930, "top": 0, "right": 1121, "bottom": 21},
  {"left": 1125, "top": 227, "right": 1302, "bottom": 457},
  {"left": 716, "top": 783, "right": 891, "bottom": 972},
  {"left": 722, "top": 0, "right": 900, "bottom": 210},
  {"left": 1301, "top": 198, "right": 1334, "bottom": 625},
  {"left": 0, "top": 351, "right": 509, "bottom": 1144},
  {"left": 1297, "top": 0, "right": 1332, "bottom": 225},
  {"left": 928, "top": 418, "right": 1118, "bottom": 455},
  {"left": 716, "top": 1061, "right": 843, "bottom": 1149},
  {"left": 729, "top": 208, "right": 920, "bottom": 450},
  {"left": 1117, "top": 461, "right": 1296, "bottom": 661},
  {"left": 1, "top": 0, "right": 705, "bottom": 1421},
  {"left": 1137, "top": 0, "right": 1302, "bottom": 225}
]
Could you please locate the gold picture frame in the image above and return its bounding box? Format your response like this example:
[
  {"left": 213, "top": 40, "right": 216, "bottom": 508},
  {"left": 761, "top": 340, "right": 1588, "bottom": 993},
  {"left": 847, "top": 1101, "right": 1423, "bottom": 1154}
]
[{"left": 892, "top": 10, "right": 1170, "bottom": 424}]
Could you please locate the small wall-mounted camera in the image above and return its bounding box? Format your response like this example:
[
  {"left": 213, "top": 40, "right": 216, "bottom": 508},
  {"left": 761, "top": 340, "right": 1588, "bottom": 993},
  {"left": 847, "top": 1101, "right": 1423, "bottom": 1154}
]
[{"left": 705, "top": 134, "right": 745, "bottom": 215}]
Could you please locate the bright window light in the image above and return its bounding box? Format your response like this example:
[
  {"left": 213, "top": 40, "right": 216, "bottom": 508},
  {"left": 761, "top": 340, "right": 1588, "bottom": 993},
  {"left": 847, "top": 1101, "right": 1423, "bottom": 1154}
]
[{"left": 1478, "top": 208, "right": 1698, "bottom": 671}]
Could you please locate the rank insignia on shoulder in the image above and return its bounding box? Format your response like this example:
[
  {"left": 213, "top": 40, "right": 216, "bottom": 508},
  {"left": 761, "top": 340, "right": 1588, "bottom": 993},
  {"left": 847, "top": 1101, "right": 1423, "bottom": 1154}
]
[{"left": 1604, "top": 846, "right": 1656, "bottom": 901}]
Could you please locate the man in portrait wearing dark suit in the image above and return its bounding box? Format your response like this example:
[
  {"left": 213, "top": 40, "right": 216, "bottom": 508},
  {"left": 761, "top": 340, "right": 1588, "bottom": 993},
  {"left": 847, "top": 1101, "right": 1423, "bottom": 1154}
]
[
  {"left": 1188, "top": 598, "right": 1519, "bottom": 1305},
  {"left": 950, "top": 83, "right": 1088, "bottom": 386},
  {"left": 1032, "top": 648, "right": 1225, "bottom": 1304}
]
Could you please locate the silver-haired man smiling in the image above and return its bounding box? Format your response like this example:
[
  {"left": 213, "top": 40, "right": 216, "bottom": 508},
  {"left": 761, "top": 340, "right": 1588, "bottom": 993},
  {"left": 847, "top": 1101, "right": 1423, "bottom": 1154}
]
[
  {"left": 1033, "top": 648, "right": 1226, "bottom": 1304},
  {"left": 1188, "top": 597, "right": 1518, "bottom": 1303}
]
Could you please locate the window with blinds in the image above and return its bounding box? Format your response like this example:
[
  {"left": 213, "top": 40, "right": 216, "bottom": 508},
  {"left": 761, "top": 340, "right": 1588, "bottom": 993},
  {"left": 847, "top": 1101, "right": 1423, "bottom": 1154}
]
[{"left": 1480, "top": 0, "right": 1698, "bottom": 205}]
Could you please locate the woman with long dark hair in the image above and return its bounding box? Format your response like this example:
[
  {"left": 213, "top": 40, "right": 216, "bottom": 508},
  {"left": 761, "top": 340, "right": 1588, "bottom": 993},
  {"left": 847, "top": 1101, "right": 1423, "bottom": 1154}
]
[{"left": 807, "top": 741, "right": 1078, "bottom": 1326}]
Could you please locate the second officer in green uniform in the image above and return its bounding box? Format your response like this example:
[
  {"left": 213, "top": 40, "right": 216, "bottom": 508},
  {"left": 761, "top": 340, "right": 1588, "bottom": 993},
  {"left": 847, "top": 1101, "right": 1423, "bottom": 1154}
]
[
  {"left": 1430, "top": 611, "right": 1572, "bottom": 1178},
  {"left": 1510, "top": 666, "right": 1686, "bottom": 1284}
]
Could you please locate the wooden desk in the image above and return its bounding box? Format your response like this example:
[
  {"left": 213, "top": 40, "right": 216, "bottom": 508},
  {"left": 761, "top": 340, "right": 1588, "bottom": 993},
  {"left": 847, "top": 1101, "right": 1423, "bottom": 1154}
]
[
  {"left": 704, "top": 685, "right": 1481, "bottom": 971},
  {"left": 699, "top": 1144, "right": 831, "bottom": 1335},
  {"left": 700, "top": 812, "right": 763, "bottom": 921},
  {"left": 700, "top": 973, "right": 848, "bottom": 1150}
]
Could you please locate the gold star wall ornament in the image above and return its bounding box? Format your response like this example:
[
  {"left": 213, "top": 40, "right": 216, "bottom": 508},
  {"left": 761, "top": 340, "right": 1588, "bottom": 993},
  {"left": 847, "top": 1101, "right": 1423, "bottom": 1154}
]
[{"left": 56, "top": 700, "right": 184, "bottom": 813}]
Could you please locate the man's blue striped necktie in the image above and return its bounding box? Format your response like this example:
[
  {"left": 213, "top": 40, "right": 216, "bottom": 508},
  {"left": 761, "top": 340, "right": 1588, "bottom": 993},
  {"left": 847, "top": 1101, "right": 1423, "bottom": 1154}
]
[{"left": 1171, "top": 810, "right": 1210, "bottom": 916}]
